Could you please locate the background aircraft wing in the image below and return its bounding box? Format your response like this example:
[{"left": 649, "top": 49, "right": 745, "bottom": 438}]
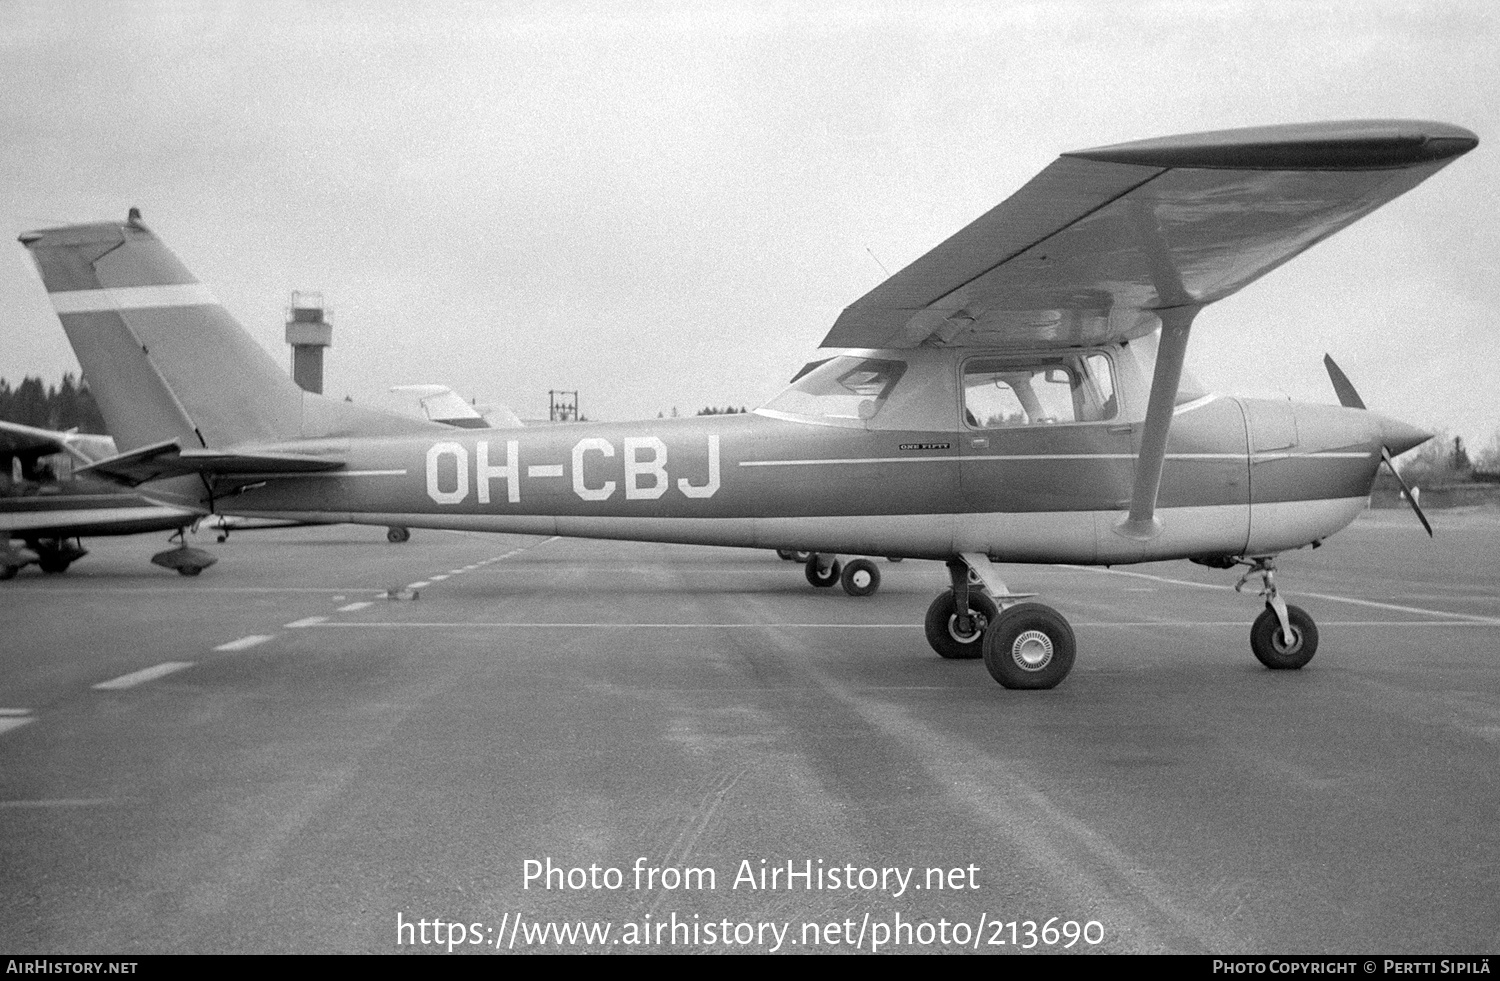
[
  {"left": 0, "top": 418, "right": 112, "bottom": 466},
  {"left": 0, "top": 419, "right": 69, "bottom": 459},
  {"left": 821, "top": 120, "right": 1477, "bottom": 351}
]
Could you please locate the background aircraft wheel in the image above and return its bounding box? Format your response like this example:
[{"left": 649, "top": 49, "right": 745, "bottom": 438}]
[
  {"left": 177, "top": 565, "right": 204, "bottom": 577},
  {"left": 776, "top": 549, "right": 795, "bottom": 561},
  {"left": 886, "top": 556, "right": 904, "bottom": 562},
  {"left": 840, "top": 558, "right": 880, "bottom": 597},
  {"left": 982, "top": 602, "right": 1075, "bottom": 689},
  {"left": 0, "top": 564, "right": 18, "bottom": 581},
  {"left": 804, "top": 554, "right": 842, "bottom": 588},
  {"left": 1250, "top": 604, "right": 1318, "bottom": 669},
  {"left": 37, "top": 555, "right": 73, "bottom": 575},
  {"left": 387, "top": 526, "right": 411, "bottom": 543},
  {"left": 924, "top": 590, "right": 1000, "bottom": 660}
]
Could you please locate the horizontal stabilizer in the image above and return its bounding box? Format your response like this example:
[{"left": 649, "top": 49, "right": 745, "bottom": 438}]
[{"left": 78, "top": 439, "right": 344, "bottom": 487}]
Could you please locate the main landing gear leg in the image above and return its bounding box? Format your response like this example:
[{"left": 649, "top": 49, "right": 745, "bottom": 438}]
[
  {"left": 923, "top": 559, "right": 998, "bottom": 660},
  {"left": 924, "top": 554, "right": 1076, "bottom": 689},
  {"left": 1236, "top": 557, "right": 1319, "bottom": 670}
]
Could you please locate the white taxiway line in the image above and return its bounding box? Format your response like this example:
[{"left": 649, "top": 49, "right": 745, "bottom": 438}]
[
  {"left": 338, "top": 601, "right": 373, "bottom": 612},
  {"left": 1063, "top": 565, "right": 1500, "bottom": 625},
  {"left": 93, "top": 662, "right": 195, "bottom": 690},
  {"left": 214, "top": 635, "right": 274, "bottom": 651},
  {"left": 0, "top": 715, "right": 35, "bottom": 736},
  {"left": 285, "top": 616, "right": 329, "bottom": 628},
  {"left": 16, "top": 587, "right": 393, "bottom": 595},
  {"left": 292, "top": 620, "right": 1500, "bottom": 631}
]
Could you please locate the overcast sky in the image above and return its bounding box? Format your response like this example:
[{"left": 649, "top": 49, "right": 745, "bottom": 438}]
[{"left": 2, "top": 0, "right": 1496, "bottom": 450}]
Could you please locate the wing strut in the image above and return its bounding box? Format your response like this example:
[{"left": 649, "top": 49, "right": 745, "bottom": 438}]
[{"left": 1115, "top": 304, "right": 1201, "bottom": 539}]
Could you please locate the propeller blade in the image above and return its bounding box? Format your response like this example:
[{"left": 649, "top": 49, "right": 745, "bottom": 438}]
[
  {"left": 1381, "top": 446, "right": 1434, "bottom": 537},
  {"left": 1323, "top": 354, "right": 1367, "bottom": 411}
]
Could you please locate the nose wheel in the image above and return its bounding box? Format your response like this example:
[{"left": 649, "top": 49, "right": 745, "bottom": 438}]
[{"left": 1237, "top": 558, "right": 1319, "bottom": 670}]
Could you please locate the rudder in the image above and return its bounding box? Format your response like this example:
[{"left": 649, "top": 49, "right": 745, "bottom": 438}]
[{"left": 23, "top": 212, "right": 307, "bottom": 452}]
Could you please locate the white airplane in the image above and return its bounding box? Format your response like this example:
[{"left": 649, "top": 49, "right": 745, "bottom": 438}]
[
  {"left": 382, "top": 384, "right": 524, "bottom": 430},
  {"left": 18, "top": 120, "right": 1476, "bottom": 687}
]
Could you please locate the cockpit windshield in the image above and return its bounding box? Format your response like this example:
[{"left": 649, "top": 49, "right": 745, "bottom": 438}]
[{"left": 759, "top": 356, "right": 908, "bottom": 425}]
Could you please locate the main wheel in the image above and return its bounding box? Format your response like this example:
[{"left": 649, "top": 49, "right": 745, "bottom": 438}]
[
  {"left": 804, "top": 554, "right": 842, "bottom": 588},
  {"left": 1250, "top": 604, "right": 1318, "bottom": 669},
  {"left": 178, "top": 565, "right": 204, "bottom": 577},
  {"left": 387, "top": 526, "right": 411, "bottom": 543},
  {"left": 37, "top": 554, "right": 73, "bottom": 575},
  {"left": 840, "top": 558, "right": 880, "bottom": 597},
  {"left": 982, "top": 602, "right": 1076, "bottom": 689},
  {"left": 924, "top": 590, "right": 1000, "bottom": 660}
]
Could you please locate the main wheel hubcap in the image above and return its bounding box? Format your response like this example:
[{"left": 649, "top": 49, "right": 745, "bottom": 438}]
[{"left": 1011, "top": 630, "right": 1054, "bottom": 670}]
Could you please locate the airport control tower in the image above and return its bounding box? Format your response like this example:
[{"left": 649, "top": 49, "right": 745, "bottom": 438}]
[{"left": 285, "top": 291, "right": 332, "bottom": 394}]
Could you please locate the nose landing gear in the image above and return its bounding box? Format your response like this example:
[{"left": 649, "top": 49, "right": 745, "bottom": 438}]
[{"left": 1236, "top": 557, "right": 1319, "bottom": 669}]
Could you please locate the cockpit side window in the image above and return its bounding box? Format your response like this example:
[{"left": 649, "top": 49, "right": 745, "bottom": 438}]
[{"left": 963, "top": 353, "right": 1117, "bottom": 428}]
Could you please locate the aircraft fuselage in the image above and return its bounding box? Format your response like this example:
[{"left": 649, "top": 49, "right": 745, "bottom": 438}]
[{"left": 200, "top": 343, "right": 1399, "bottom": 566}]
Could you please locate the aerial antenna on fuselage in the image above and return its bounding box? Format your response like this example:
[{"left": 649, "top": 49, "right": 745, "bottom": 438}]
[{"left": 865, "top": 247, "right": 890, "bottom": 278}]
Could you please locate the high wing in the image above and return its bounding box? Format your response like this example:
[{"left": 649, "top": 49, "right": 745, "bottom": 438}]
[{"left": 822, "top": 120, "right": 1478, "bottom": 351}]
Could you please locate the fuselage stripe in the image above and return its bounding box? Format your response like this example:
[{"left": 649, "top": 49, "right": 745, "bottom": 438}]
[
  {"left": 739, "top": 451, "right": 1371, "bottom": 467},
  {"left": 246, "top": 469, "right": 407, "bottom": 479}
]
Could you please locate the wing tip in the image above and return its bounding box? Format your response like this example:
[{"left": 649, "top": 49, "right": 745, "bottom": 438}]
[{"left": 1067, "top": 120, "right": 1478, "bottom": 171}]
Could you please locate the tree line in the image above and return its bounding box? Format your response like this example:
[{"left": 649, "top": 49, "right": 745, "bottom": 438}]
[
  {"left": 1394, "top": 432, "right": 1500, "bottom": 486},
  {"left": 0, "top": 375, "right": 107, "bottom": 433}
]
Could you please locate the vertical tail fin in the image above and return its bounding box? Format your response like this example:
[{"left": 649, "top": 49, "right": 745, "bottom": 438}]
[{"left": 19, "top": 212, "right": 440, "bottom": 451}]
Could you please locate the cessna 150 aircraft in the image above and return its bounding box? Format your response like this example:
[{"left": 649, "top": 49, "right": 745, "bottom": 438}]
[{"left": 18, "top": 120, "right": 1476, "bottom": 688}]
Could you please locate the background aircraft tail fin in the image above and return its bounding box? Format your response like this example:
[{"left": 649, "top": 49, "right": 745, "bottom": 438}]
[{"left": 19, "top": 212, "right": 441, "bottom": 452}]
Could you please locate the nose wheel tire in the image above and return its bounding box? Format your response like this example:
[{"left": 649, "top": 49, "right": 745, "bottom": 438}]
[
  {"left": 924, "top": 590, "right": 1000, "bottom": 660},
  {"left": 1250, "top": 604, "right": 1318, "bottom": 669},
  {"left": 982, "top": 602, "right": 1076, "bottom": 689},
  {"left": 840, "top": 558, "right": 880, "bottom": 597}
]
